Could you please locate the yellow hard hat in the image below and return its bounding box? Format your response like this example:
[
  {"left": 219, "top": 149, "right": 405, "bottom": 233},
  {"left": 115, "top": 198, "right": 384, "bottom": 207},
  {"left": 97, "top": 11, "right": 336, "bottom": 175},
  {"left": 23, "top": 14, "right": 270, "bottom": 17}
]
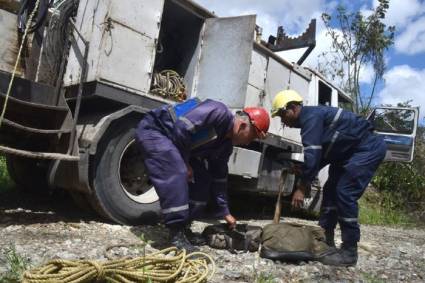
[{"left": 271, "top": 89, "right": 303, "bottom": 117}]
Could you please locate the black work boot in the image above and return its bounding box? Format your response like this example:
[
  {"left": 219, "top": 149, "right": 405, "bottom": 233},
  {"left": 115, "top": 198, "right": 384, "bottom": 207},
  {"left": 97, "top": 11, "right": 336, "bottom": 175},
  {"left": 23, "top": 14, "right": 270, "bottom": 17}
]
[
  {"left": 169, "top": 227, "right": 200, "bottom": 254},
  {"left": 320, "top": 242, "right": 358, "bottom": 267},
  {"left": 325, "top": 230, "right": 336, "bottom": 248},
  {"left": 185, "top": 228, "right": 207, "bottom": 246}
]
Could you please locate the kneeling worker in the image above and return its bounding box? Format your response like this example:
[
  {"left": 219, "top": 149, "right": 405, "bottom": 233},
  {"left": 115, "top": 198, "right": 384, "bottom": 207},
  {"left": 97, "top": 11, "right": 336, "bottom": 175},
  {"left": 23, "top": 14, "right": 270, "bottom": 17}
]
[
  {"left": 136, "top": 98, "right": 269, "bottom": 252},
  {"left": 271, "top": 90, "right": 387, "bottom": 266}
]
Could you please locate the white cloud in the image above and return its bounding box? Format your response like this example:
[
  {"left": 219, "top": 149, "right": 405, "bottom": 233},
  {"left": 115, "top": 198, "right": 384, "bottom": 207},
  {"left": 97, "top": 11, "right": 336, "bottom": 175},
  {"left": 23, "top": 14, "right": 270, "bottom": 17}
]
[
  {"left": 370, "top": 0, "right": 425, "bottom": 55},
  {"left": 193, "top": 0, "right": 339, "bottom": 70},
  {"left": 191, "top": 0, "right": 392, "bottom": 89},
  {"left": 395, "top": 17, "right": 425, "bottom": 55},
  {"left": 193, "top": 0, "right": 335, "bottom": 38},
  {"left": 377, "top": 65, "right": 425, "bottom": 121},
  {"left": 359, "top": 63, "right": 375, "bottom": 84},
  {"left": 373, "top": 0, "right": 425, "bottom": 29}
]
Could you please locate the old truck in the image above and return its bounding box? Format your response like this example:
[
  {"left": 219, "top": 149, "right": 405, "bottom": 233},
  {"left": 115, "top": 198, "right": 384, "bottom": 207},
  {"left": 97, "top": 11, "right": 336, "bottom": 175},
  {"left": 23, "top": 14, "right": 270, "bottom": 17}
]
[{"left": 0, "top": 0, "right": 419, "bottom": 224}]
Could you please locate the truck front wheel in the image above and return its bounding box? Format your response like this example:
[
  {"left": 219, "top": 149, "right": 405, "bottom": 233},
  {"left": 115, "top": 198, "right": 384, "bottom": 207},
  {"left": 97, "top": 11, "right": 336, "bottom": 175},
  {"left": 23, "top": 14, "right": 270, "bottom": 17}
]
[{"left": 90, "top": 120, "right": 160, "bottom": 225}]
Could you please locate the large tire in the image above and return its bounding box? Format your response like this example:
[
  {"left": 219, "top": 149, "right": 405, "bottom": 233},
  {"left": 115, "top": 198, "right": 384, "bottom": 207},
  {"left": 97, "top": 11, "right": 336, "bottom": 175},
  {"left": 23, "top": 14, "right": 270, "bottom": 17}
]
[
  {"left": 5, "top": 155, "right": 49, "bottom": 192},
  {"left": 90, "top": 120, "right": 160, "bottom": 225}
]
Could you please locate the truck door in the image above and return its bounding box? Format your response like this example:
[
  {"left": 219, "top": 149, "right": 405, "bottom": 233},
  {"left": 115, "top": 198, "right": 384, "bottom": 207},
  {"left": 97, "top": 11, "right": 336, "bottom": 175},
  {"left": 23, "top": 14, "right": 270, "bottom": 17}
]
[
  {"left": 192, "top": 15, "right": 256, "bottom": 108},
  {"left": 369, "top": 107, "right": 420, "bottom": 162}
]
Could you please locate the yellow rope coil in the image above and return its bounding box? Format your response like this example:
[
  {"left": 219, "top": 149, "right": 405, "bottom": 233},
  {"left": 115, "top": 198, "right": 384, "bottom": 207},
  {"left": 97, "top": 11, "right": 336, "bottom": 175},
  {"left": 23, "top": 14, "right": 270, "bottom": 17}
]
[
  {"left": 22, "top": 247, "right": 215, "bottom": 283},
  {"left": 150, "top": 70, "right": 187, "bottom": 102}
]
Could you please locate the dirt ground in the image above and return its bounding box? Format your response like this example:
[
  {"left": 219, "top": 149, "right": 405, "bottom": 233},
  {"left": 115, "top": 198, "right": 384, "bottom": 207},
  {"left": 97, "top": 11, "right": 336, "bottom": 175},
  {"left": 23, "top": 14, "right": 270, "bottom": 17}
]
[{"left": 0, "top": 189, "right": 425, "bottom": 282}]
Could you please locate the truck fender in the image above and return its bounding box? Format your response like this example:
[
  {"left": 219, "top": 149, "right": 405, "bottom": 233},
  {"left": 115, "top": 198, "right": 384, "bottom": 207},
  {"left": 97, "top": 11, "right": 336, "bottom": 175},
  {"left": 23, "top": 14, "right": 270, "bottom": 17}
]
[
  {"left": 48, "top": 105, "right": 149, "bottom": 194},
  {"left": 79, "top": 105, "right": 150, "bottom": 155}
]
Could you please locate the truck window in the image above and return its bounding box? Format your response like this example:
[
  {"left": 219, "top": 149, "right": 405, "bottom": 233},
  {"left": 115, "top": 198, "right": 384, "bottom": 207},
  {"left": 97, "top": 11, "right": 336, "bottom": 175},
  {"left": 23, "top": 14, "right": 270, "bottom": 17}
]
[
  {"left": 338, "top": 93, "right": 354, "bottom": 111},
  {"left": 372, "top": 108, "right": 416, "bottom": 135},
  {"left": 318, "top": 81, "right": 332, "bottom": 106}
]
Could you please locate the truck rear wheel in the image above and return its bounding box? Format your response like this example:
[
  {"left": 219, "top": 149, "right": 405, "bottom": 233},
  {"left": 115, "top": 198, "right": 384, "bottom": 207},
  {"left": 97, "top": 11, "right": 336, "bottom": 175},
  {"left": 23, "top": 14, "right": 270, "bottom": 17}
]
[{"left": 90, "top": 120, "right": 160, "bottom": 225}]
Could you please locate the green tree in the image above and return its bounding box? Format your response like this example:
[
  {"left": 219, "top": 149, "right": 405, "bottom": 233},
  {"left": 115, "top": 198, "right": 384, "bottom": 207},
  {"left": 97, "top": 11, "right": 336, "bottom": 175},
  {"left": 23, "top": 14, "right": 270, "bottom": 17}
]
[{"left": 320, "top": 0, "right": 395, "bottom": 114}]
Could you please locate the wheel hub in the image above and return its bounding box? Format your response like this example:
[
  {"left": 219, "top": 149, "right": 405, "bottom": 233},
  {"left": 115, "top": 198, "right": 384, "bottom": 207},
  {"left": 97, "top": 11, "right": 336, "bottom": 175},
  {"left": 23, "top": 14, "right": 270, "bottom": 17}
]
[{"left": 118, "top": 139, "right": 159, "bottom": 204}]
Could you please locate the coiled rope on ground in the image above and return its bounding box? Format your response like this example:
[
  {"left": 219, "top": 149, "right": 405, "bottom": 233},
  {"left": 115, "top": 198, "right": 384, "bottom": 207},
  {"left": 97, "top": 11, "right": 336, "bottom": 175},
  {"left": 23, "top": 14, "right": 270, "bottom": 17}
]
[
  {"left": 150, "top": 70, "right": 187, "bottom": 102},
  {"left": 22, "top": 247, "right": 215, "bottom": 283}
]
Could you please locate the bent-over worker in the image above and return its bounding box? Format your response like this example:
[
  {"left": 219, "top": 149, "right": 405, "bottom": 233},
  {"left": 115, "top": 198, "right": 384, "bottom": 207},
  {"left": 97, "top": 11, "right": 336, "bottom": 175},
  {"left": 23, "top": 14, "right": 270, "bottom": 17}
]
[
  {"left": 271, "top": 90, "right": 387, "bottom": 266},
  {"left": 136, "top": 98, "right": 270, "bottom": 252}
]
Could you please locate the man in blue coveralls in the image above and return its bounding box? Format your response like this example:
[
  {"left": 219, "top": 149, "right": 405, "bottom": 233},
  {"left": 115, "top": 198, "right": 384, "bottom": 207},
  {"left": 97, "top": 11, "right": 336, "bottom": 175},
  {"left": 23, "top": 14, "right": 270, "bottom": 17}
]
[
  {"left": 136, "top": 98, "right": 270, "bottom": 252},
  {"left": 271, "top": 90, "right": 387, "bottom": 266}
]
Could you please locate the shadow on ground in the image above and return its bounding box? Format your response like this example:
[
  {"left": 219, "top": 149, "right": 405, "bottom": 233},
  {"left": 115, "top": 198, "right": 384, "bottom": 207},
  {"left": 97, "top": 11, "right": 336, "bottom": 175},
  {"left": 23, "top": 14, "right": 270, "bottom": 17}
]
[
  {"left": 0, "top": 186, "right": 102, "bottom": 226},
  {"left": 128, "top": 192, "right": 319, "bottom": 250},
  {"left": 0, "top": 185, "right": 318, "bottom": 242}
]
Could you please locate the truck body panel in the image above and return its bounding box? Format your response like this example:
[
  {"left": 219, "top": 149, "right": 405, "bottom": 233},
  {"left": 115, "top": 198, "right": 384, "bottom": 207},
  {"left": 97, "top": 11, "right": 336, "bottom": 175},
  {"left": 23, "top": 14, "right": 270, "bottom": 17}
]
[
  {"left": 63, "top": 0, "right": 164, "bottom": 94},
  {"left": 190, "top": 15, "right": 256, "bottom": 108},
  {"left": 0, "top": 9, "right": 22, "bottom": 76}
]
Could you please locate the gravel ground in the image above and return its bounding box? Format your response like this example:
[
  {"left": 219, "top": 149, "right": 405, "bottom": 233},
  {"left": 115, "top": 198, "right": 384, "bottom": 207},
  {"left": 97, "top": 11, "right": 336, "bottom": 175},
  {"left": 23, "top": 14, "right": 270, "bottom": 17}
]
[{"left": 1, "top": 190, "right": 424, "bottom": 282}]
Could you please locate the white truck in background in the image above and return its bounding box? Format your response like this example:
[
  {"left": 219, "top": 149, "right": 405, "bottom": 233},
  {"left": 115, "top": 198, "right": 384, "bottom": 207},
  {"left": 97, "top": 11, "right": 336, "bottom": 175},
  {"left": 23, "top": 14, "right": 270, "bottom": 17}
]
[{"left": 0, "top": 0, "right": 419, "bottom": 224}]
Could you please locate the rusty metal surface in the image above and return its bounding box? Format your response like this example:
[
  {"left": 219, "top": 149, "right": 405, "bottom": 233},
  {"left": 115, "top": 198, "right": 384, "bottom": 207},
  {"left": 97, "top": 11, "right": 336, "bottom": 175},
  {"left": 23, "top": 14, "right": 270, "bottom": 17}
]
[
  {"left": 0, "top": 144, "right": 79, "bottom": 160},
  {"left": 1, "top": 118, "right": 72, "bottom": 134},
  {"left": 228, "top": 147, "right": 262, "bottom": 178},
  {"left": 193, "top": 15, "right": 256, "bottom": 109},
  {"left": 0, "top": 0, "right": 20, "bottom": 14},
  {"left": 0, "top": 71, "right": 75, "bottom": 160},
  {"left": 268, "top": 19, "right": 316, "bottom": 51},
  {"left": 248, "top": 50, "right": 268, "bottom": 91},
  {"left": 0, "top": 70, "right": 65, "bottom": 107},
  {"left": 266, "top": 19, "right": 316, "bottom": 65},
  {"left": 245, "top": 85, "right": 263, "bottom": 109},
  {"left": 108, "top": 0, "right": 164, "bottom": 40},
  {"left": 64, "top": 0, "right": 164, "bottom": 96},
  {"left": 0, "top": 9, "right": 23, "bottom": 76}
]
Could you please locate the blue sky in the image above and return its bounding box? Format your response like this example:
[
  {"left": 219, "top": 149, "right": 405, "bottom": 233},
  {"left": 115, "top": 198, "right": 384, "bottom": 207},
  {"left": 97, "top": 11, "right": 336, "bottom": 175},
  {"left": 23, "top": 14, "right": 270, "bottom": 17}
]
[{"left": 194, "top": 0, "right": 425, "bottom": 123}]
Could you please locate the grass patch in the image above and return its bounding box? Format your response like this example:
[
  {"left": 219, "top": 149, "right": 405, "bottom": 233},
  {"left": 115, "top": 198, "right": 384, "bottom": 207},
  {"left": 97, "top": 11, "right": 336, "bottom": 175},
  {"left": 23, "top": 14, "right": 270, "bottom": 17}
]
[
  {"left": 0, "top": 155, "right": 12, "bottom": 193},
  {"left": 359, "top": 189, "right": 414, "bottom": 227},
  {"left": 254, "top": 272, "right": 277, "bottom": 283},
  {"left": 360, "top": 271, "right": 386, "bottom": 283},
  {"left": 0, "top": 246, "right": 30, "bottom": 283}
]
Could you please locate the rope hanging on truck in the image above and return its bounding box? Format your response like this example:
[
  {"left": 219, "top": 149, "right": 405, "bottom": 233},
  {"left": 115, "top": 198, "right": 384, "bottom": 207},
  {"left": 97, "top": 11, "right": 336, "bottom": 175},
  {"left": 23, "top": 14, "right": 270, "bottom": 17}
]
[
  {"left": 22, "top": 247, "right": 215, "bottom": 283},
  {"left": 150, "top": 70, "right": 187, "bottom": 102},
  {"left": 0, "top": 0, "right": 41, "bottom": 128}
]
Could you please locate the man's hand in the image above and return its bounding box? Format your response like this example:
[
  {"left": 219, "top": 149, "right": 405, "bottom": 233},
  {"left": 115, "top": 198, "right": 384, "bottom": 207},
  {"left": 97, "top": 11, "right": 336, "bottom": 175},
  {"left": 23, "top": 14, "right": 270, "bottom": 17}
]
[
  {"left": 290, "top": 164, "right": 302, "bottom": 176},
  {"left": 224, "top": 214, "right": 237, "bottom": 230},
  {"left": 186, "top": 163, "right": 193, "bottom": 182},
  {"left": 291, "top": 188, "right": 305, "bottom": 208}
]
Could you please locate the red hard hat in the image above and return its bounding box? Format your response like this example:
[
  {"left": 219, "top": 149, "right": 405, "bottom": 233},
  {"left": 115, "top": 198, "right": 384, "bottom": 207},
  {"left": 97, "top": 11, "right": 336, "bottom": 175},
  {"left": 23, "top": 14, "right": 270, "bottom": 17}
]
[{"left": 243, "top": 107, "right": 270, "bottom": 138}]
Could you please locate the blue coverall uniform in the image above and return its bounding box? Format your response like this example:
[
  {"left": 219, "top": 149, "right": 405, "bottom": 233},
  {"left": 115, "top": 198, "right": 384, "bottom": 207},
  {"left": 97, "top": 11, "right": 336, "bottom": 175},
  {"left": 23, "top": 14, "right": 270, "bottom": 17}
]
[
  {"left": 297, "top": 106, "right": 387, "bottom": 245},
  {"left": 136, "top": 99, "right": 233, "bottom": 228}
]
